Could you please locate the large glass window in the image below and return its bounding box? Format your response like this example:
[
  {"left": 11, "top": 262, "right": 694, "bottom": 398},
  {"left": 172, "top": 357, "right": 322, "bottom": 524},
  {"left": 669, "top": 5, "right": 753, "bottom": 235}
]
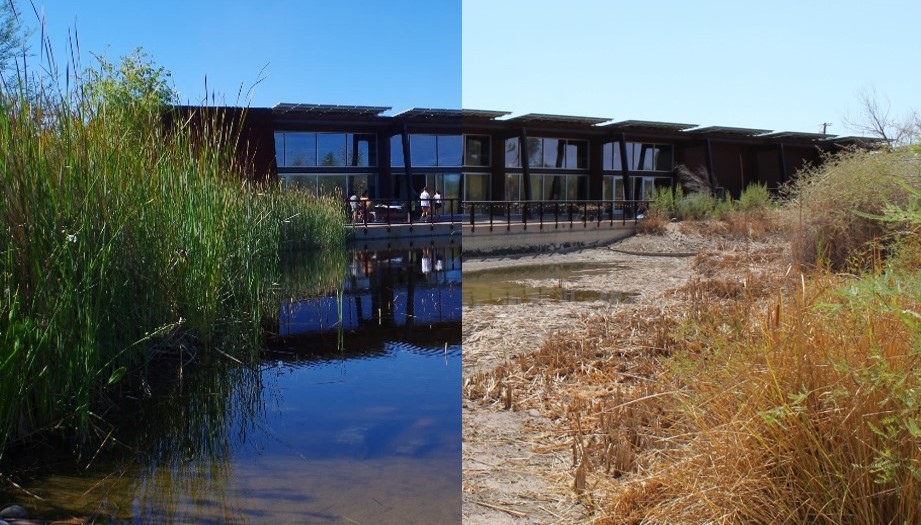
[
  {"left": 504, "top": 137, "right": 588, "bottom": 168},
  {"left": 410, "top": 135, "right": 438, "bottom": 167},
  {"left": 526, "top": 137, "right": 543, "bottom": 168},
  {"left": 529, "top": 175, "right": 542, "bottom": 202},
  {"left": 318, "top": 174, "right": 348, "bottom": 197},
  {"left": 349, "top": 134, "right": 376, "bottom": 167},
  {"left": 282, "top": 174, "right": 319, "bottom": 196},
  {"left": 275, "top": 132, "right": 376, "bottom": 167},
  {"left": 282, "top": 173, "right": 372, "bottom": 199},
  {"left": 285, "top": 132, "right": 317, "bottom": 167},
  {"left": 566, "top": 140, "right": 588, "bottom": 169},
  {"left": 464, "top": 174, "right": 489, "bottom": 201},
  {"left": 505, "top": 138, "right": 520, "bottom": 167},
  {"left": 464, "top": 135, "right": 490, "bottom": 166},
  {"left": 391, "top": 135, "right": 405, "bottom": 167},
  {"left": 395, "top": 134, "right": 466, "bottom": 167},
  {"left": 437, "top": 135, "right": 463, "bottom": 167},
  {"left": 542, "top": 138, "right": 561, "bottom": 168},
  {"left": 317, "top": 133, "right": 346, "bottom": 166},
  {"left": 603, "top": 141, "right": 672, "bottom": 172},
  {"left": 505, "top": 173, "right": 521, "bottom": 201},
  {"left": 443, "top": 174, "right": 461, "bottom": 202}
]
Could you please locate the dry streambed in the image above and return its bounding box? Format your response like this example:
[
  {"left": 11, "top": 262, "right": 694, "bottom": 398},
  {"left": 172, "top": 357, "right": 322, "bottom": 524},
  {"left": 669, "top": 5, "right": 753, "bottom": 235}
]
[{"left": 462, "top": 224, "right": 788, "bottom": 524}]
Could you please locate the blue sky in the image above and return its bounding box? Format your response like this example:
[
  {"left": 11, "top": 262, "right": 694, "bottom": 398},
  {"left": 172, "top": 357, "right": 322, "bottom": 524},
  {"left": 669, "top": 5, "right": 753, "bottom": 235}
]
[
  {"left": 26, "top": 0, "right": 461, "bottom": 114},
  {"left": 464, "top": 0, "right": 920, "bottom": 135},
  {"left": 23, "top": 0, "right": 919, "bottom": 134}
]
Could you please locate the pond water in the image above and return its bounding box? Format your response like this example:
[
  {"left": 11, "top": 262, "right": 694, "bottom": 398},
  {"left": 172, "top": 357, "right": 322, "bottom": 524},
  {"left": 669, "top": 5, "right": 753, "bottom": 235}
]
[
  {"left": 3, "top": 243, "right": 462, "bottom": 524},
  {"left": 463, "top": 261, "right": 637, "bottom": 306}
]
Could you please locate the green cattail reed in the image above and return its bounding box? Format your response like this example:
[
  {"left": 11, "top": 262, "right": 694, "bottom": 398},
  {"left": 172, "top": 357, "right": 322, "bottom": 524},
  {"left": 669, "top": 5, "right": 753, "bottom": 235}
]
[{"left": 0, "top": 50, "right": 347, "bottom": 457}]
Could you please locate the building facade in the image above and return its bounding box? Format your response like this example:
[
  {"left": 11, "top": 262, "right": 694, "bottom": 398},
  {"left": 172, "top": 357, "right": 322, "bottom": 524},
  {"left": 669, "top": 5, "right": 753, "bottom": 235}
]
[{"left": 177, "top": 103, "right": 876, "bottom": 205}]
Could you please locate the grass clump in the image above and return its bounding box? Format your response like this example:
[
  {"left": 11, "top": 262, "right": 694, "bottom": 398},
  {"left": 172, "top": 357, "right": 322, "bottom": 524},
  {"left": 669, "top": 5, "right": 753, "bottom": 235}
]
[
  {"left": 0, "top": 51, "right": 347, "bottom": 456},
  {"left": 646, "top": 183, "right": 779, "bottom": 238},
  {"left": 785, "top": 148, "right": 921, "bottom": 270},
  {"left": 604, "top": 269, "right": 921, "bottom": 525},
  {"left": 599, "top": 152, "right": 921, "bottom": 524}
]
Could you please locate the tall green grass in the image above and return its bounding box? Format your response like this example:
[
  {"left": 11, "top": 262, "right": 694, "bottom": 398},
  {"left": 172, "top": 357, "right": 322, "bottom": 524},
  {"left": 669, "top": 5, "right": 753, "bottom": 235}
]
[{"left": 0, "top": 54, "right": 347, "bottom": 456}]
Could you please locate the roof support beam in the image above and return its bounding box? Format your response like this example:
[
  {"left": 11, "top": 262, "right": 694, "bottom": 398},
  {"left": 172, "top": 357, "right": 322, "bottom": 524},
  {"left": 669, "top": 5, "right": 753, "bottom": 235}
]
[
  {"left": 618, "top": 133, "right": 630, "bottom": 203},
  {"left": 704, "top": 138, "right": 716, "bottom": 192},
  {"left": 401, "top": 124, "right": 413, "bottom": 200},
  {"left": 520, "top": 128, "right": 532, "bottom": 201},
  {"left": 778, "top": 143, "right": 788, "bottom": 185}
]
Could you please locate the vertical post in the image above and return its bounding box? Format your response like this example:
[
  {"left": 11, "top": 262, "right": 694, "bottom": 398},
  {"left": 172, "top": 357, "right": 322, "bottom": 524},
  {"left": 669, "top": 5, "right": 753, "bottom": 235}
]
[
  {"left": 401, "top": 123, "right": 413, "bottom": 202},
  {"left": 704, "top": 138, "right": 716, "bottom": 193},
  {"left": 521, "top": 128, "right": 531, "bottom": 202},
  {"left": 617, "top": 133, "right": 631, "bottom": 218},
  {"left": 778, "top": 143, "right": 788, "bottom": 185}
]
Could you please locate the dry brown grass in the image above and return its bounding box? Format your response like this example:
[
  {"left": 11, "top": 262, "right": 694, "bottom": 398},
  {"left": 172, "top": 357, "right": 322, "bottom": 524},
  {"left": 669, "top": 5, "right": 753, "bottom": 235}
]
[
  {"left": 637, "top": 209, "right": 670, "bottom": 235},
  {"left": 596, "top": 272, "right": 921, "bottom": 524},
  {"left": 466, "top": 215, "right": 921, "bottom": 524},
  {"left": 676, "top": 208, "right": 784, "bottom": 241}
]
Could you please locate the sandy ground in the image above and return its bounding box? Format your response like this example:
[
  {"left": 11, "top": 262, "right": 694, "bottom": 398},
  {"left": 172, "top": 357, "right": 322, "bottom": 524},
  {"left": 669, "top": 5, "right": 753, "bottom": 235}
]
[{"left": 461, "top": 224, "right": 777, "bottom": 524}]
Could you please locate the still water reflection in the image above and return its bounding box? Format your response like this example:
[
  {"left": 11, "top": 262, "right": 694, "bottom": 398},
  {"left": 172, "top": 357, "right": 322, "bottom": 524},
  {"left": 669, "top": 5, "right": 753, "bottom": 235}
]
[{"left": 6, "top": 243, "right": 461, "bottom": 524}]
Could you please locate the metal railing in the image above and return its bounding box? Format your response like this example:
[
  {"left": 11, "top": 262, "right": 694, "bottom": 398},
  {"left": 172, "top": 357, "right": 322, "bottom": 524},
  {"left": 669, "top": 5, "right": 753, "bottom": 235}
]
[
  {"left": 346, "top": 198, "right": 650, "bottom": 230},
  {"left": 346, "top": 197, "right": 463, "bottom": 227},
  {"left": 463, "top": 200, "right": 650, "bottom": 232}
]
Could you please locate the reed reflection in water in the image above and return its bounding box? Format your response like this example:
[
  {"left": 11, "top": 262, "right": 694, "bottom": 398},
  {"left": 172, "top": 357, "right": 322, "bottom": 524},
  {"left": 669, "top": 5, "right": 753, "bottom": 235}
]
[{"left": 6, "top": 244, "right": 461, "bottom": 524}]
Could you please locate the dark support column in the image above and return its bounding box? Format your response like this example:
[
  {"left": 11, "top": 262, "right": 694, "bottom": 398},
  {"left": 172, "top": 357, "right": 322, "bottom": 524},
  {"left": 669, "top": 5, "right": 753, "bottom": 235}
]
[
  {"left": 588, "top": 136, "right": 603, "bottom": 201},
  {"left": 617, "top": 133, "right": 630, "bottom": 199},
  {"left": 401, "top": 124, "right": 413, "bottom": 200},
  {"left": 704, "top": 138, "right": 716, "bottom": 192},
  {"left": 520, "top": 128, "right": 531, "bottom": 202},
  {"left": 778, "top": 143, "right": 788, "bottom": 185},
  {"left": 618, "top": 134, "right": 632, "bottom": 217},
  {"left": 378, "top": 131, "right": 392, "bottom": 200},
  {"left": 489, "top": 134, "right": 505, "bottom": 201}
]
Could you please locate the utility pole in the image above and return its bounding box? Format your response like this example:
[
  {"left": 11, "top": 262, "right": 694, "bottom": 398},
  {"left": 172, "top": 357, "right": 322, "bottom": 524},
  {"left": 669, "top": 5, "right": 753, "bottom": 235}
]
[{"left": 821, "top": 122, "right": 832, "bottom": 136}]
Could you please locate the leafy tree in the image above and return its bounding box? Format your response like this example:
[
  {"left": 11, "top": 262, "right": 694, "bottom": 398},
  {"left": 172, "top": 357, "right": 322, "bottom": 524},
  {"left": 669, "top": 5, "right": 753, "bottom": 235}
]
[
  {"left": 0, "top": 0, "right": 29, "bottom": 77},
  {"left": 83, "top": 48, "right": 176, "bottom": 116}
]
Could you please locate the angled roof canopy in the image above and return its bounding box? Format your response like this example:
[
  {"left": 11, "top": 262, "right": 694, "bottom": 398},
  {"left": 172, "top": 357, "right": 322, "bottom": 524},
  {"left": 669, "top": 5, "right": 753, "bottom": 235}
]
[
  {"left": 503, "top": 113, "right": 610, "bottom": 126},
  {"left": 393, "top": 108, "right": 511, "bottom": 120},
  {"left": 759, "top": 131, "right": 834, "bottom": 140},
  {"left": 686, "top": 125, "right": 772, "bottom": 137},
  {"left": 601, "top": 119, "right": 699, "bottom": 131},
  {"left": 821, "top": 135, "right": 888, "bottom": 146},
  {"left": 273, "top": 103, "right": 391, "bottom": 117}
]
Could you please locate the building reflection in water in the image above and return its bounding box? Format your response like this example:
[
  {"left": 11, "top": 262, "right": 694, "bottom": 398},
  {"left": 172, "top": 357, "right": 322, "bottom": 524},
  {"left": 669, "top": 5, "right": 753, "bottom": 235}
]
[{"left": 278, "top": 242, "right": 461, "bottom": 337}]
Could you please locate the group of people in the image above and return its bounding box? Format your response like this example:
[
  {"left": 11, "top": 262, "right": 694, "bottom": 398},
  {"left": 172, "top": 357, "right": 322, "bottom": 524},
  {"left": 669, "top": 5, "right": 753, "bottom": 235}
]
[
  {"left": 419, "top": 186, "right": 442, "bottom": 220},
  {"left": 349, "top": 186, "right": 443, "bottom": 223},
  {"left": 349, "top": 190, "right": 371, "bottom": 223}
]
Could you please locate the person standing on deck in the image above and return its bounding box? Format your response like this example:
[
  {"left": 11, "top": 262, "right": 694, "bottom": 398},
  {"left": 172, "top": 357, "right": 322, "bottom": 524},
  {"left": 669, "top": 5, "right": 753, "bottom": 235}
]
[
  {"left": 420, "top": 186, "right": 431, "bottom": 219},
  {"left": 432, "top": 187, "right": 442, "bottom": 219}
]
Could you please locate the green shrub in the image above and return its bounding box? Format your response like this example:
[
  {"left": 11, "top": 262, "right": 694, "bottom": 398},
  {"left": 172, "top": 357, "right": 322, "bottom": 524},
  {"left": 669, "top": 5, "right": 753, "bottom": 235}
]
[
  {"left": 675, "top": 191, "right": 717, "bottom": 220},
  {"left": 738, "top": 182, "right": 772, "bottom": 211},
  {"left": 785, "top": 148, "right": 921, "bottom": 269},
  {"left": 650, "top": 185, "right": 681, "bottom": 218}
]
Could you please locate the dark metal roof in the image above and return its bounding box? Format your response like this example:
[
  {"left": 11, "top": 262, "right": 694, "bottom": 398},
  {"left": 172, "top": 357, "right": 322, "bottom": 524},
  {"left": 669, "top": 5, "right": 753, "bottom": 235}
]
[
  {"left": 686, "top": 125, "right": 772, "bottom": 137},
  {"left": 392, "top": 108, "right": 511, "bottom": 120},
  {"left": 273, "top": 103, "right": 391, "bottom": 117},
  {"left": 820, "top": 135, "right": 888, "bottom": 146},
  {"left": 601, "top": 119, "right": 699, "bottom": 131},
  {"left": 759, "top": 131, "right": 834, "bottom": 140},
  {"left": 502, "top": 113, "right": 610, "bottom": 126}
]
